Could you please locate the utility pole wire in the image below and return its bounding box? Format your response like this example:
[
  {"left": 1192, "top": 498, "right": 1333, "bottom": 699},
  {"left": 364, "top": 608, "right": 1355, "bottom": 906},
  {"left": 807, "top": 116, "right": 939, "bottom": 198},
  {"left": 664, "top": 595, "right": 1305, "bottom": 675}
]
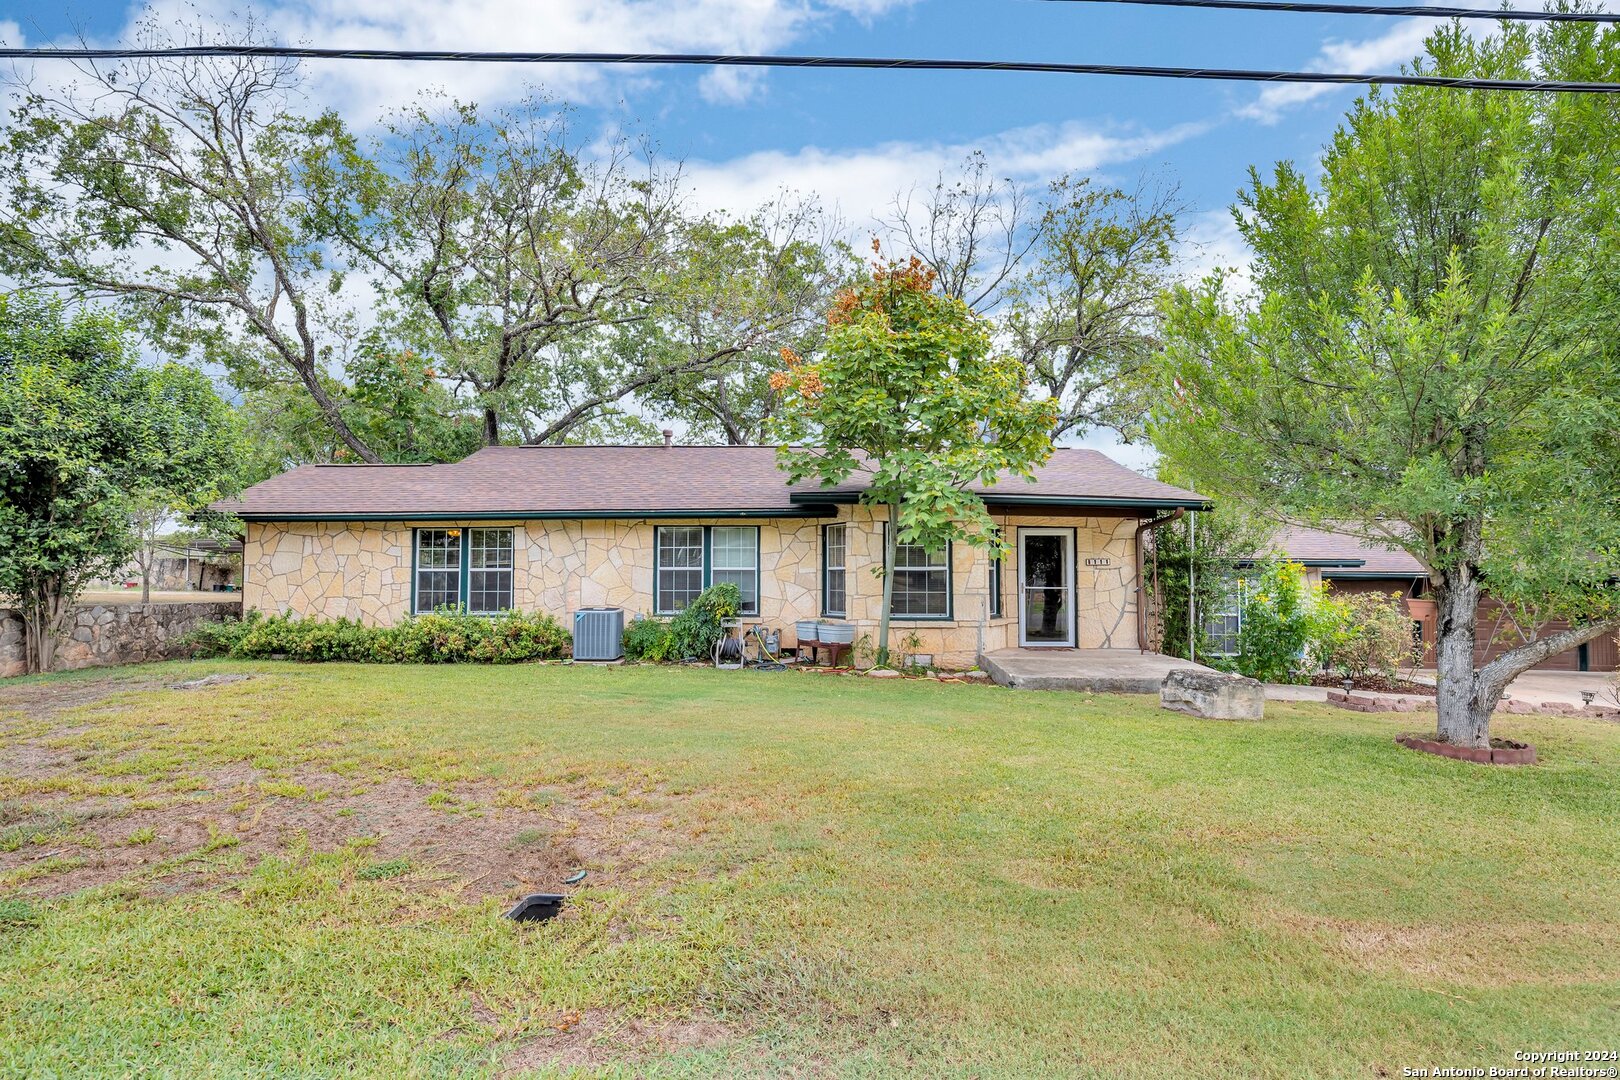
[
  {"left": 1039, "top": 0, "right": 1620, "bottom": 23},
  {"left": 1, "top": 46, "right": 1618, "bottom": 92}
]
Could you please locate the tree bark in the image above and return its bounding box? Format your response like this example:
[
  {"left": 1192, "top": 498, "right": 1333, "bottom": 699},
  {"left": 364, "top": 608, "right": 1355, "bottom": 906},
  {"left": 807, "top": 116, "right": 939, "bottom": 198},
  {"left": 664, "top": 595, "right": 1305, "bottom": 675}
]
[
  {"left": 22, "top": 584, "right": 68, "bottom": 675},
  {"left": 876, "top": 500, "right": 900, "bottom": 668},
  {"left": 1433, "top": 567, "right": 1490, "bottom": 747},
  {"left": 1433, "top": 564, "right": 1620, "bottom": 748}
]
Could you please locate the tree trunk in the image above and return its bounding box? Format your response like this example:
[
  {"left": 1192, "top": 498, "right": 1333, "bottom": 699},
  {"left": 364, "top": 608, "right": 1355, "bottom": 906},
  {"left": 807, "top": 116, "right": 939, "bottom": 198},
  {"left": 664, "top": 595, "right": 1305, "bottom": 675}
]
[
  {"left": 22, "top": 585, "right": 68, "bottom": 675},
  {"left": 876, "top": 500, "right": 900, "bottom": 668},
  {"left": 1432, "top": 565, "right": 1620, "bottom": 749},
  {"left": 140, "top": 556, "right": 152, "bottom": 604},
  {"left": 483, "top": 407, "right": 501, "bottom": 447},
  {"left": 1433, "top": 569, "right": 1491, "bottom": 747}
]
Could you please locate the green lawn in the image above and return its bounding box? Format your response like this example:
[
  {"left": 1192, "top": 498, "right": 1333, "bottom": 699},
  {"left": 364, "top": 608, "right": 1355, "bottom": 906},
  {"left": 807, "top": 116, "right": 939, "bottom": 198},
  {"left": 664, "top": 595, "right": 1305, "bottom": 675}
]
[{"left": 2, "top": 662, "right": 1618, "bottom": 1077}]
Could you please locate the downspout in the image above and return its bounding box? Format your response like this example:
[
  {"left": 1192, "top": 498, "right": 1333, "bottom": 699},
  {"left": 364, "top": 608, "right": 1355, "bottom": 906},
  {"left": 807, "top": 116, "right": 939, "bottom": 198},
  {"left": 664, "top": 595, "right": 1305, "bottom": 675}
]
[{"left": 1134, "top": 508, "right": 1185, "bottom": 652}]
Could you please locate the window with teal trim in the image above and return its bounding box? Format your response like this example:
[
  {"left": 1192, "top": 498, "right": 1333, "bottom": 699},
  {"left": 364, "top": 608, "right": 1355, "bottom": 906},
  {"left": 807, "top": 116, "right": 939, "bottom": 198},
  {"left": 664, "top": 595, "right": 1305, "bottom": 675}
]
[
  {"left": 990, "top": 552, "right": 1003, "bottom": 618},
  {"left": 656, "top": 527, "right": 705, "bottom": 614},
  {"left": 888, "top": 530, "right": 950, "bottom": 619},
  {"left": 654, "top": 526, "right": 759, "bottom": 615},
  {"left": 467, "top": 528, "right": 514, "bottom": 613},
  {"left": 415, "top": 529, "right": 461, "bottom": 613},
  {"left": 414, "top": 527, "right": 514, "bottom": 614},
  {"left": 822, "top": 523, "right": 847, "bottom": 616}
]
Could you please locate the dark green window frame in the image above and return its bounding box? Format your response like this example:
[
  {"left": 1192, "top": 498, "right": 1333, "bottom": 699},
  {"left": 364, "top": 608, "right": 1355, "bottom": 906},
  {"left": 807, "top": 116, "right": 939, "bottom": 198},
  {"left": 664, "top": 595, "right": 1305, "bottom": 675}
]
[
  {"left": 654, "top": 525, "right": 760, "bottom": 616},
  {"left": 822, "top": 522, "right": 848, "bottom": 617},
  {"left": 990, "top": 552, "right": 1003, "bottom": 618},
  {"left": 411, "top": 526, "right": 514, "bottom": 615},
  {"left": 883, "top": 525, "right": 953, "bottom": 621}
]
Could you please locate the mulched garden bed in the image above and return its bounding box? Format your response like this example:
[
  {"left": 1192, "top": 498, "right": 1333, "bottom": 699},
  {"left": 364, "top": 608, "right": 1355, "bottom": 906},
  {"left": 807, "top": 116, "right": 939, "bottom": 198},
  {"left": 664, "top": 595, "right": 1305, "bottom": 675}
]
[{"left": 1310, "top": 673, "right": 1436, "bottom": 697}]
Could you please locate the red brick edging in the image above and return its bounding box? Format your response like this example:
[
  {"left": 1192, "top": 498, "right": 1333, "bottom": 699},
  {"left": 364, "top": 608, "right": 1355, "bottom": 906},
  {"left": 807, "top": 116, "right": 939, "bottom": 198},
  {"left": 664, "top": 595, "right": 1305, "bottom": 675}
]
[{"left": 1395, "top": 733, "right": 1537, "bottom": 766}]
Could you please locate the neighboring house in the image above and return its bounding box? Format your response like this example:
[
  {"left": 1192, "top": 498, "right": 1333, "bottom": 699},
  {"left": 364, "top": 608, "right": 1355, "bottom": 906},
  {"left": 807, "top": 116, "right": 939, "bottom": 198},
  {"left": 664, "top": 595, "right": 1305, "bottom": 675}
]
[
  {"left": 216, "top": 444, "right": 1209, "bottom": 669},
  {"left": 103, "top": 537, "right": 243, "bottom": 593},
  {"left": 1205, "top": 526, "right": 1618, "bottom": 673}
]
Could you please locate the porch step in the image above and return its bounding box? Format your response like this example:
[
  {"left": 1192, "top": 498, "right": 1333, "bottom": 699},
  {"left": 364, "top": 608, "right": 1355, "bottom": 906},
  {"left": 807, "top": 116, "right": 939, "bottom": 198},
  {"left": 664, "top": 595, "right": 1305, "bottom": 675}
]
[{"left": 979, "top": 648, "right": 1220, "bottom": 695}]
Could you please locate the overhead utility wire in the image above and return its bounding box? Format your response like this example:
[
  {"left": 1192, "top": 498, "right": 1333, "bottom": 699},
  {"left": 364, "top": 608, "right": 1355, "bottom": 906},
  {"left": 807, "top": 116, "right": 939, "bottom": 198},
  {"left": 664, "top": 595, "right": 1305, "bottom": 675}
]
[
  {"left": 2, "top": 46, "right": 1619, "bottom": 93},
  {"left": 1040, "top": 0, "right": 1620, "bottom": 23}
]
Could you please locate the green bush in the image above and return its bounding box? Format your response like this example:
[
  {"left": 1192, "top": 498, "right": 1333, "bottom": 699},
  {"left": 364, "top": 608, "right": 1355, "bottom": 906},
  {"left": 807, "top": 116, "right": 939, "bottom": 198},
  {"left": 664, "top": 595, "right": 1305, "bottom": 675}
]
[
  {"left": 1325, "top": 590, "right": 1415, "bottom": 681},
  {"left": 193, "top": 609, "right": 571, "bottom": 664},
  {"left": 621, "top": 584, "right": 743, "bottom": 663},
  {"left": 181, "top": 610, "right": 259, "bottom": 658},
  {"left": 666, "top": 583, "right": 742, "bottom": 661},
  {"left": 373, "top": 610, "right": 571, "bottom": 664},
  {"left": 623, "top": 615, "right": 677, "bottom": 662},
  {"left": 1227, "top": 559, "right": 1346, "bottom": 684}
]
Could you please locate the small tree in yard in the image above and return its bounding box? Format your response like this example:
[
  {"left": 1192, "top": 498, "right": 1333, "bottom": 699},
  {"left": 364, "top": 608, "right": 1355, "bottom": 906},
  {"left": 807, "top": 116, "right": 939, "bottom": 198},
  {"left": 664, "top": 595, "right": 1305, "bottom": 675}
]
[
  {"left": 1151, "top": 23, "right": 1620, "bottom": 747},
  {"left": 0, "top": 295, "right": 238, "bottom": 672},
  {"left": 772, "top": 252, "right": 1058, "bottom": 667}
]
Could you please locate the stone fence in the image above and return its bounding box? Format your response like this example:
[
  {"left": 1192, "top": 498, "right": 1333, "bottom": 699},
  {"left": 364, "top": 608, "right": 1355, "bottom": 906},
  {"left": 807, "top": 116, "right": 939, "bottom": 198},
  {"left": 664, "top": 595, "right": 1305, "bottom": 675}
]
[{"left": 0, "top": 600, "right": 242, "bottom": 678}]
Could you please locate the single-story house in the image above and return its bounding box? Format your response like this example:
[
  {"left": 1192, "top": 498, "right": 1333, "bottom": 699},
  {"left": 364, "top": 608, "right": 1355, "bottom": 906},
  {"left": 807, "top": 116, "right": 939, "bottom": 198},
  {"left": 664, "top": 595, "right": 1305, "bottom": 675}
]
[
  {"left": 217, "top": 444, "right": 1210, "bottom": 668},
  {"left": 1203, "top": 526, "right": 1618, "bottom": 673}
]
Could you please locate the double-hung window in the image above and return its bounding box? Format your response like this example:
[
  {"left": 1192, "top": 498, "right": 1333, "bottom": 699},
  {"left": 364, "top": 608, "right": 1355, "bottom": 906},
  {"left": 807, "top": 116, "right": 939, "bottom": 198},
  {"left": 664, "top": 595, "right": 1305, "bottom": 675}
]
[
  {"left": 655, "top": 527, "right": 705, "bottom": 613},
  {"left": 655, "top": 526, "right": 759, "bottom": 615},
  {"left": 467, "top": 528, "right": 514, "bottom": 613},
  {"left": 413, "top": 527, "right": 515, "bottom": 614},
  {"left": 888, "top": 530, "right": 951, "bottom": 619},
  {"left": 822, "top": 523, "right": 847, "bottom": 617},
  {"left": 414, "top": 529, "right": 462, "bottom": 612},
  {"left": 709, "top": 527, "right": 759, "bottom": 614},
  {"left": 1201, "top": 576, "right": 1244, "bottom": 657}
]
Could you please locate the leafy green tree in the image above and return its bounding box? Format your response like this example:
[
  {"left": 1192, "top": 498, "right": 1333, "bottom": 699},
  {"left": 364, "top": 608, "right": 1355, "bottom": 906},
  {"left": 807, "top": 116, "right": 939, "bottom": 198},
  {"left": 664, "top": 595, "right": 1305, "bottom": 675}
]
[
  {"left": 886, "top": 157, "right": 1182, "bottom": 441},
  {"left": 636, "top": 202, "right": 852, "bottom": 444},
  {"left": 0, "top": 21, "right": 384, "bottom": 461},
  {"left": 772, "top": 255, "right": 1058, "bottom": 666},
  {"left": 321, "top": 97, "right": 686, "bottom": 446},
  {"left": 1146, "top": 500, "right": 1270, "bottom": 661},
  {"left": 0, "top": 295, "right": 239, "bottom": 671},
  {"left": 1003, "top": 177, "right": 1181, "bottom": 442},
  {"left": 1150, "top": 21, "right": 1620, "bottom": 746}
]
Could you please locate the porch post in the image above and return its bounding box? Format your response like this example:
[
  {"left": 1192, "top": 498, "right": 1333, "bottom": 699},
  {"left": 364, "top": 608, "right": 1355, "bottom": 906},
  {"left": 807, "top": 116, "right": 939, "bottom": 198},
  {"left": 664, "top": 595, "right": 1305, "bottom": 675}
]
[{"left": 1188, "top": 512, "right": 1197, "bottom": 663}]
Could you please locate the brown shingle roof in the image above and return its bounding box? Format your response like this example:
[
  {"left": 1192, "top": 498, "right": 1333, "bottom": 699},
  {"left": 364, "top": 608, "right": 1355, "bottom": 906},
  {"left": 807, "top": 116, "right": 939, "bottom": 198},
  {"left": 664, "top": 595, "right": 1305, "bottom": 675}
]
[
  {"left": 215, "top": 446, "right": 1209, "bottom": 520},
  {"left": 1274, "top": 525, "right": 1426, "bottom": 577}
]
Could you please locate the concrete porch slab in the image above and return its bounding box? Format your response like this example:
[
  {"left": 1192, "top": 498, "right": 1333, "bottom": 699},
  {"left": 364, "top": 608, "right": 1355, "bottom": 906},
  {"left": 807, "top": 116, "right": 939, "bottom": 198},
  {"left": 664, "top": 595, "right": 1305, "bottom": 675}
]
[{"left": 979, "top": 648, "right": 1220, "bottom": 694}]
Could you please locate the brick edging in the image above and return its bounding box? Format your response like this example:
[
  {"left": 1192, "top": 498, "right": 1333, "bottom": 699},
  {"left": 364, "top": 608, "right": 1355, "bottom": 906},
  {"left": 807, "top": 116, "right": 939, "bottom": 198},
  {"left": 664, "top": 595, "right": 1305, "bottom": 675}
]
[{"left": 1395, "top": 733, "right": 1537, "bottom": 766}]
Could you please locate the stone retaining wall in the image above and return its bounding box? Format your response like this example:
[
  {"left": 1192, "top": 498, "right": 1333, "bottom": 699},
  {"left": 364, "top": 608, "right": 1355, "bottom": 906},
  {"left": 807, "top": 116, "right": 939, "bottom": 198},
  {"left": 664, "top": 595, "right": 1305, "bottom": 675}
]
[{"left": 0, "top": 600, "right": 243, "bottom": 678}]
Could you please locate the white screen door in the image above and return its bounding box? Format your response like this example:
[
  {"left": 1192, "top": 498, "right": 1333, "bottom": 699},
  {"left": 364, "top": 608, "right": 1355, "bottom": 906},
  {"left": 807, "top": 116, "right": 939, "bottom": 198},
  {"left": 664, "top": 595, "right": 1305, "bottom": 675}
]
[{"left": 1019, "top": 528, "right": 1075, "bottom": 647}]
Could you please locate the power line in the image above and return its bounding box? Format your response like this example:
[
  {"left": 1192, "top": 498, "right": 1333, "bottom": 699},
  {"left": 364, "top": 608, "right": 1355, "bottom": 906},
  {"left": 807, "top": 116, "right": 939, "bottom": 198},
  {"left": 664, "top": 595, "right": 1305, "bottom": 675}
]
[
  {"left": 1040, "top": 0, "right": 1620, "bottom": 23},
  {"left": 2, "top": 46, "right": 1618, "bottom": 93}
]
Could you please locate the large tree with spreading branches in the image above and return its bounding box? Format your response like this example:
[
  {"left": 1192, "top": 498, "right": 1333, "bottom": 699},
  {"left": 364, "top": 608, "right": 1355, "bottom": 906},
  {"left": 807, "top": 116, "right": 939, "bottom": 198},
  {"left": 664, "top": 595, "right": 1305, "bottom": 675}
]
[{"left": 1150, "top": 21, "right": 1620, "bottom": 748}]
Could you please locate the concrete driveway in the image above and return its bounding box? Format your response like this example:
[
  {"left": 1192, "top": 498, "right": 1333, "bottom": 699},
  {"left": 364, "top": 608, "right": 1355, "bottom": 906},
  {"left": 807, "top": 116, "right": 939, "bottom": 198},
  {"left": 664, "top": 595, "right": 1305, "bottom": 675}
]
[{"left": 1408, "top": 668, "right": 1616, "bottom": 708}]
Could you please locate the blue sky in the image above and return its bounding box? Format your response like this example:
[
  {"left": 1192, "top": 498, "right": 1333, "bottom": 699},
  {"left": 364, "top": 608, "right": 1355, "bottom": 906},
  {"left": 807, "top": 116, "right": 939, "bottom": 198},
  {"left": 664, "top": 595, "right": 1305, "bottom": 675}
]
[
  {"left": 0, "top": 0, "right": 1453, "bottom": 462},
  {"left": 0, "top": 0, "right": 1448, "bottom": 246}
]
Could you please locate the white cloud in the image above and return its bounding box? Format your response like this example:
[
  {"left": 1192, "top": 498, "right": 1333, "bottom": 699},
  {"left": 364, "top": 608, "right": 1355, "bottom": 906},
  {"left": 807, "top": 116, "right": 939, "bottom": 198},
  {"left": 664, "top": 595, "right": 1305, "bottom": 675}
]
[
  {"left": 682, "top": 119, "right": 1210, "bottom": 228},
  {"left": 1236, "top": 17, "right": 1438, "bottom": 125},
  {"left": 94, "top": 0, "right": 917, "bottom": 119}
]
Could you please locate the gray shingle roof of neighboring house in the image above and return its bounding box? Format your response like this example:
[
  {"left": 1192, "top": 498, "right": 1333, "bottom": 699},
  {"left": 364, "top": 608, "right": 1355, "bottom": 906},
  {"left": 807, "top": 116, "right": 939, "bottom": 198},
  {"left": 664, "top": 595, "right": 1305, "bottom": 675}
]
[
  {"left": 1273, "top": 525, "right": 1426, "bottom": 578},
  {"left": 215, "top": 445, "right": 1210, "bottom": 520}
]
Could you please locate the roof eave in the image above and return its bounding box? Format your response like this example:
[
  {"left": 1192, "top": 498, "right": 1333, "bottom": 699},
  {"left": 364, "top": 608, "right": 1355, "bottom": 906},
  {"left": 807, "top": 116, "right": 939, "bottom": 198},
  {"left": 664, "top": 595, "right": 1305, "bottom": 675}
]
[
  {"left": 231, "top": 505, "right": 840, "bottom": 522},
  {"left": 787, "top": 491, "right": 1212, "bottom": 511}
]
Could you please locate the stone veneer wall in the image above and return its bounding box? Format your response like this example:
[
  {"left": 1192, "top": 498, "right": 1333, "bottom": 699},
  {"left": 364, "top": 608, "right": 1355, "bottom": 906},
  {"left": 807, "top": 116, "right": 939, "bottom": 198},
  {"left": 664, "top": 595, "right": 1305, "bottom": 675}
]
[
  {"left": 0, "top": 600, "right": 243, "bottom": 678},
  {"left": 243, "top": 508, "right": 1143, "bottom": 669}
]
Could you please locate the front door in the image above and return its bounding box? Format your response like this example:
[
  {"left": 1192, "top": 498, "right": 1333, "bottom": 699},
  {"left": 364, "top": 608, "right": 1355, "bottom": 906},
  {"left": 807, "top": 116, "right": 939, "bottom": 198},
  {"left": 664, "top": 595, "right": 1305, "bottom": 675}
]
[{"left": 1019, "top": 528, "right": 1074, "bottom": 647}]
